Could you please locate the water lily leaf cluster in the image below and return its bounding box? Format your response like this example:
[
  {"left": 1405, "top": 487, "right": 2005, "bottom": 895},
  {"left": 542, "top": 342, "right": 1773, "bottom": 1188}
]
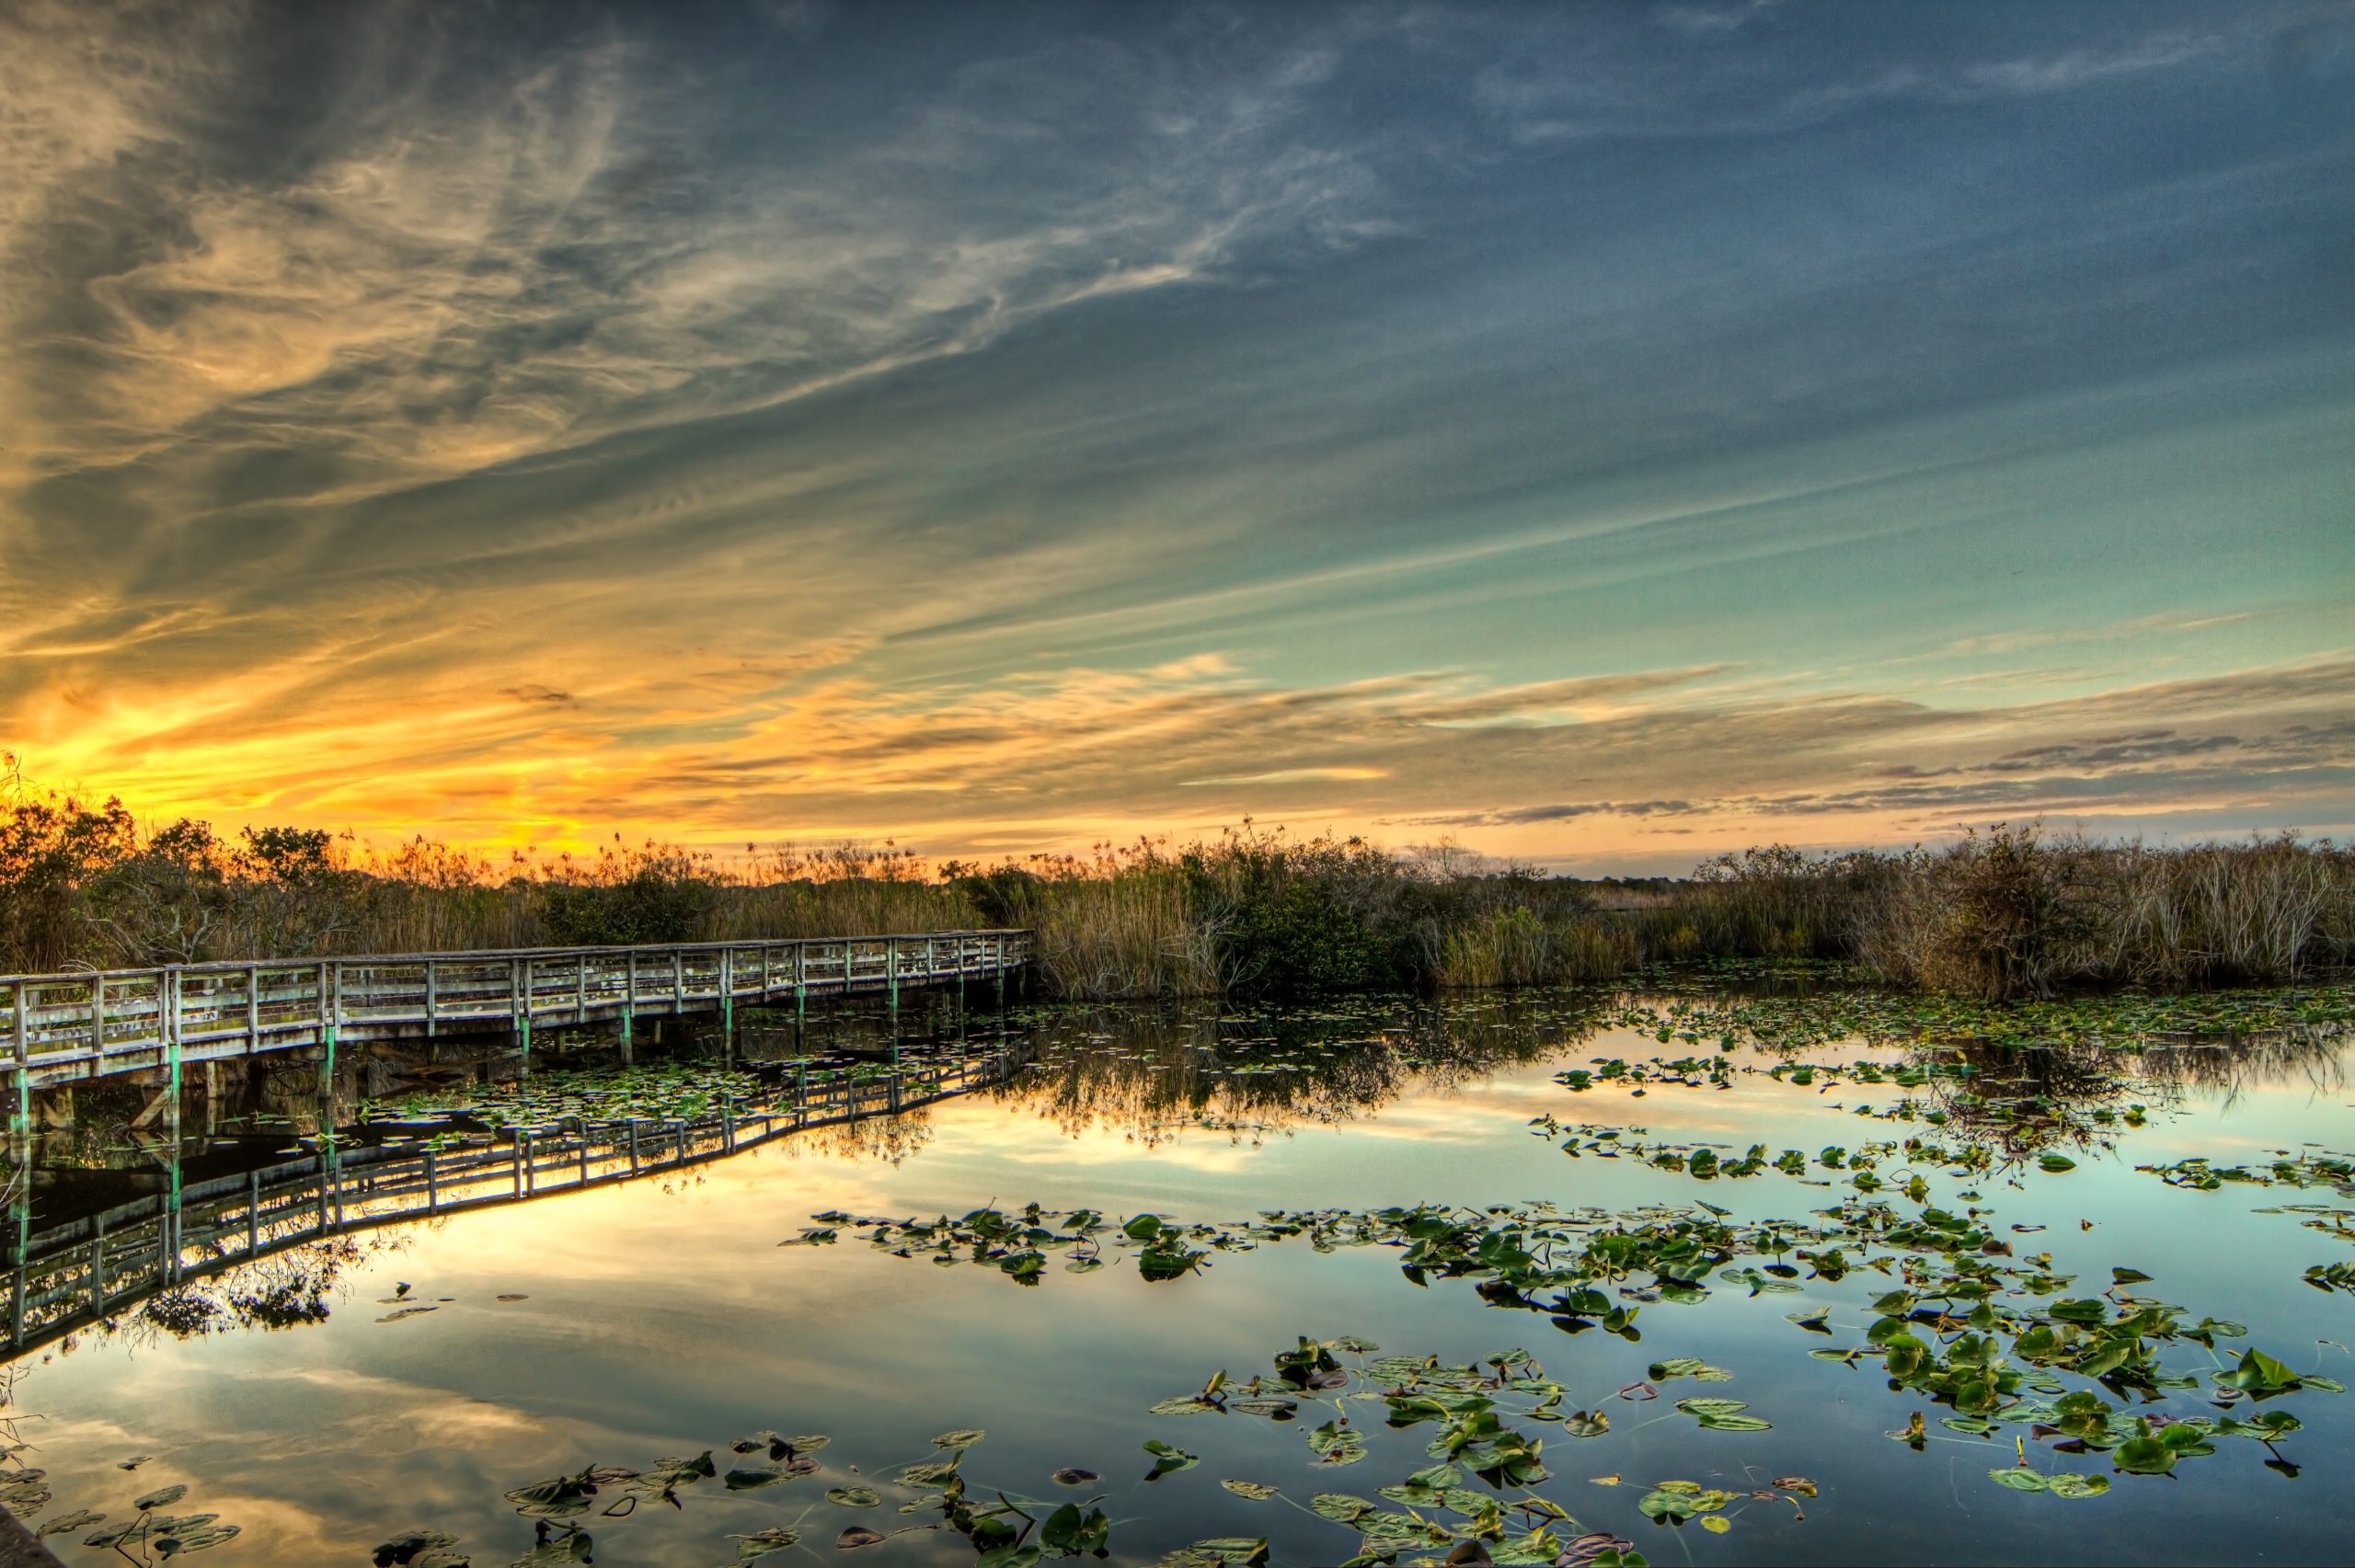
[{"left": 1145, "top": 1338, "right": 1809, "bottom": 1566}]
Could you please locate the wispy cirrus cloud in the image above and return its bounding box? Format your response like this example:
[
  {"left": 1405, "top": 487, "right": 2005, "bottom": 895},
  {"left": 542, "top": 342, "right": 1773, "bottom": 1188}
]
[{"left": 0, "top": 2, "right": 2345, "bottom": 870}]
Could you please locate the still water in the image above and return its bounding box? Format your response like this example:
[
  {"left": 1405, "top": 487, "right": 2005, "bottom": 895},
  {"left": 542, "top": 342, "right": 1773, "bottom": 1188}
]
[{"left": 4, "top": 986, "right": 2349, "bottom": 1565}]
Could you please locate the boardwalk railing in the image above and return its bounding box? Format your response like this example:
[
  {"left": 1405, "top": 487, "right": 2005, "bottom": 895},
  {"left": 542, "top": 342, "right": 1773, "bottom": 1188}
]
[
  {"left": 0, "top": 930, "right": 1031, "bottom": 1090},
  {"left": 3, "top": 1037, "right": 1032, "bottom": 1355}
]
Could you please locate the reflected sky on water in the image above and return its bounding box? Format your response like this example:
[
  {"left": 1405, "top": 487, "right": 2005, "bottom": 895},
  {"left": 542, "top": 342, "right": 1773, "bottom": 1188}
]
[{"left": 6, "top": 990, "right": 2351, "bottom": 1565}]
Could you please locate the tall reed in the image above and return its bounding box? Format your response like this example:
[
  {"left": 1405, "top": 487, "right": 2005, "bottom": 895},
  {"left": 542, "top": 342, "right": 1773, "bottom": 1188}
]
[{"left": 4, "top": 766, "right": 2346, "bottom": 1002}]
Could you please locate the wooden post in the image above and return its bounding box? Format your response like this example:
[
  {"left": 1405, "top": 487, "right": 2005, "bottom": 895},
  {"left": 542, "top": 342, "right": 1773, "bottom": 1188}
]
[
  {"left": 243, "top": 965, "right": 258, "bottom": 1053},
  {"left": 720, "top": 947, "right": 734, "bottom": 1047},
  {"left": 165, "top": 1137, "right": 184, "bottom": 1283},
  {"left": 94, "top": 971, "right": 109, "bottom": 1059},
  {"left": 574, "top": 953, "right": 588, "bottom": 1024},
  {"left": 511, "top": 959, "right": 529, "bottom": 1074},
  {"left": 9, "top": 980, "right": 27, "bottom": 1151},
  {"left": 247, "top": 1171, "right": 259, "bottom": 1255},
  {"left": 90, "top": 1213, "right": 106, "bottom": 1312},
  {"left": 622, "top": 951, "right": 637, "bottom": 1063},
  {"left": 425, "top": 1147, "right": 439, "bottom": 1212},
  {"left": 425, "top": 960, "right": 438, "bottom": 1040},
  {"left": 672, "top": 950, "right": 684, "bottom": 1014},
  {"left": 165, "top": 967, "right": 182, "bottom": 1151},
  {"left": 316, "top": 962, "right": 335, "bottom": 1087},
  {"left": 628, "top": 1119, "right": 640, "bottom": 1173}
]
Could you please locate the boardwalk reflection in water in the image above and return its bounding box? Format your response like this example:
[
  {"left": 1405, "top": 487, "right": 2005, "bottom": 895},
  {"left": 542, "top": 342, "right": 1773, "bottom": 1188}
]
[{"left": 0, "top": 987, "right": 2347, "bottom": 1567}]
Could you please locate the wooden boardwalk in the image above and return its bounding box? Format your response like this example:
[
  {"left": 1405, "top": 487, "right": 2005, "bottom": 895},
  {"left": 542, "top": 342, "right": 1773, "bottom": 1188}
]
[
  {"left": 2, "top": 1036, "right": 1033, "bottom": 1356},
  {"left": 0, "top": 930, "right": 1031, "bottom": 1093}
]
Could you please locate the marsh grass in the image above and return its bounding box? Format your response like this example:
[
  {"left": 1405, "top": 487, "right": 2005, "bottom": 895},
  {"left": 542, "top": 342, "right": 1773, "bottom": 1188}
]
[{"left": 3, "top": 761, "right": 2346, "bottom": 1002}]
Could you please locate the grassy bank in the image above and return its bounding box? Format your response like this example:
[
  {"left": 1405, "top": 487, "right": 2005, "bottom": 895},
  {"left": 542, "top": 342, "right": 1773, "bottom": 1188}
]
[{"left": 4, "top": 778, "right": 2348, "bottom": 1001}]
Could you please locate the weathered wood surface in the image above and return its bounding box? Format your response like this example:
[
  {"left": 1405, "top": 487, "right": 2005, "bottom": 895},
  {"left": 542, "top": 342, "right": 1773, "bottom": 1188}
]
[
  {"left": 3, "top": 1038, "right": 1030, "bottom": 1356},
  {"left": 0, "top": 1512, "right": 63, "bottom": 1568},
  {"left": 0, "top": 931, "right": 1030, "bottom": 1089}
]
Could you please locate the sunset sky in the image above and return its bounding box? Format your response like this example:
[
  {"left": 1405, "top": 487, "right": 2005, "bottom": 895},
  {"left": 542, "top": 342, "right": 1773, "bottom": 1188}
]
[{"left": 2, "top": 0, "right": 2349, "bottom": 873}]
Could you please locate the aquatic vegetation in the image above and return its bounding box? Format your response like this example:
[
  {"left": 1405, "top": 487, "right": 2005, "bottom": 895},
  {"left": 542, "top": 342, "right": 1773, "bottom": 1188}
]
[
  {"left": 795, "top": 1183, "right": 2344, "bottom": 1514},
  {"left": 399, "top": 1425, "right": 1116, "bottom": 1568},
  {"left": 1146, "top": 1339, "right": 1812, "bottom": 1565},
  {"left": 2137, "top": 1152, "right": 2355, "bottom": 1191},
  {"left": 1609, "top": 984, "right": 2355, "bottom": 1056},
  {"left": 10, "top": 979, "right": 2355, "bottom": 1564},
  {"left": 7, "top": 1476, "right": 247, "bottom": 1560}
]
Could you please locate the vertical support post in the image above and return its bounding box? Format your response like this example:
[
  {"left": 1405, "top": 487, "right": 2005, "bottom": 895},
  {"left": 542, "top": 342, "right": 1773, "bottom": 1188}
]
[
  {"left": 672, "top": 950, "right": 684, "bottom": 1014},
  {"left": 578, "top": 1126, "right": 589, "bottom": 1185},
  {"left": 316, "top": 1150, "right": 330, "bottom": 1234},
  {"left": 426, "top": 1146, "right": 439, "bottom": 1211},
  {"left": 720, "top": 947, "right": 734, "bottom": 1051},
  {"left": 166, "top": 967, "right": 183, "bottom": 1152},
  {"left": 9, "top": 980, "right": 27, "bottom": 1151},
  {"left": 94, "top": 971, "right": 109, "bottom": 1059},
  {"left": 425, "top": 960, "right": 438, "bottom": 1040},
  {"left": 165, "top": 1126, "right": 184, "bottom": 1282},
  {"left": 316, "top": 961, "right": 337, "bottom": 1094},
  {"left": 243, "top": 965, "right": 258, "bottom": 1053},
  {"left": 511, "top": 958, "right": 530, "bottom": 1076},
  {"left": 7, "top": 1091, "right": 29, "bottom": 1342},
  {"left": 794, "top": 943, "right": 807, "bottom": 1022},
  {"left": 722, "top": 1103, "right": 734, "bottom": 1152},
  {"left": 628, "top": 1119, "right": 640, "bottom": 1173},
  {"left": 512, "top": 1132, "right": 526, "bottom": 1196},
  {"left": 91, "top": 1212, "right": 107, "bottom": 1312},
  {"left": 622, "top": 951, "right": 637, "bottom": 1064},
  {"left": 887, "top": 938, "right": 900, "bottom": 1013},
  {"left": 247, "top": 1170, "right": 259, "bottom": 1255}
]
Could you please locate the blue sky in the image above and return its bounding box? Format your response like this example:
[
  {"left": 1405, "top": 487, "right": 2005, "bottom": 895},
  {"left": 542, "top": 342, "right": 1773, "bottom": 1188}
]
[{"left": 1, "top": 0, "right": 2349, "bottom": 869}]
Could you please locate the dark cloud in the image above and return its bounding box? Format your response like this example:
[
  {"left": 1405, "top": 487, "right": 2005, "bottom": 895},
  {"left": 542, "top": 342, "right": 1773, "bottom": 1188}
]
[{"left": 0, "top": 2, "right": 2343, "bottom": 860}]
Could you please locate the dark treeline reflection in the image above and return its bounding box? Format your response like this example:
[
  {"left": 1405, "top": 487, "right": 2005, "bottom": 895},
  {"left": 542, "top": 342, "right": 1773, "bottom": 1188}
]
[{"left": 3, "top": 983, "right": 2345, "bottom": 1367}]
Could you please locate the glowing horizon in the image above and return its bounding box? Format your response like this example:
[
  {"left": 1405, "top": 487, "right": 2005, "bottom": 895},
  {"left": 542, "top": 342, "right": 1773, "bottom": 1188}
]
[{"left": 3, "top": 3, "right": 2349, "bottom": 876}]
